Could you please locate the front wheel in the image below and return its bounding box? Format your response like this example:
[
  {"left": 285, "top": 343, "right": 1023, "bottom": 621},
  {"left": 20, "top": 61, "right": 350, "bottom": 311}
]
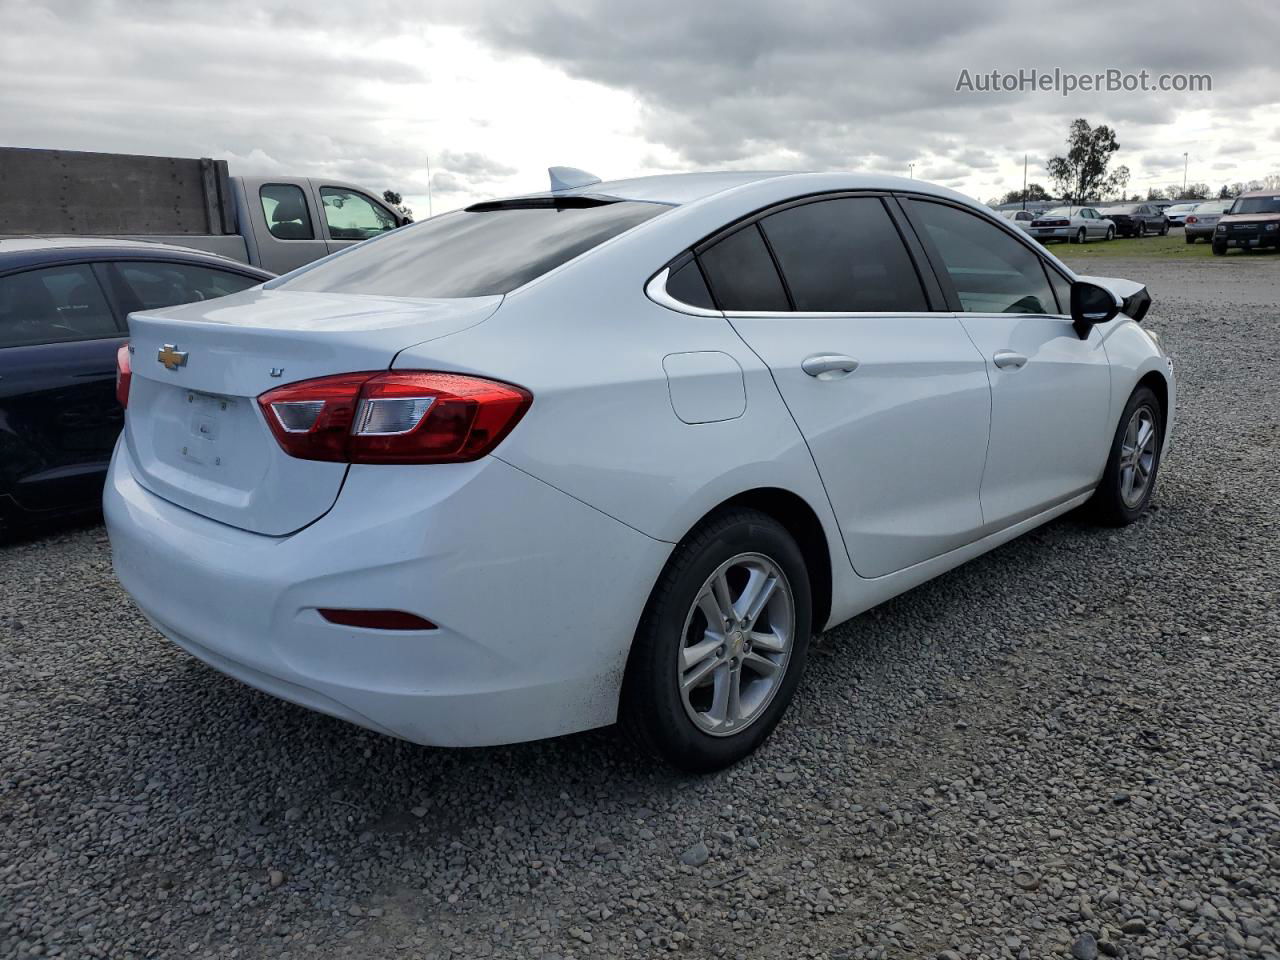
[
  {"left": 620, "top": 508, "right": 812, "bottom": 772},
  {"left": 1212, "top": 242, "right": 1227, "bottom": 256},
  {"left": 1161, "top": 222, "right": 1170, "bottom": 236},
  {"left": 1090, "top": 386, "right": 1164, "bottom": 526},
  {"left": 1105, "top": 226, "right": 1115, "bottom": 241}
]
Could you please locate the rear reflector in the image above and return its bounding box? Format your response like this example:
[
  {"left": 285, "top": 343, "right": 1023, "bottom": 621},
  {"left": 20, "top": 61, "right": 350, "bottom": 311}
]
[
  {"left": 318, "top": 609, "right": 438, "bottom": 630},
  {"left": 115, "top": 343, "right": 132, "bottom": 407},
  {"left": 258, "top": 371, "right": 531, "bottom": 464}
]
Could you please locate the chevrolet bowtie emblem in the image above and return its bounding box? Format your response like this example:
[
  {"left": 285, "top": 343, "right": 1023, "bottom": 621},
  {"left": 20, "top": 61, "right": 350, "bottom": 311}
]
[{"left": 157, "top": 344, "right": 188, "bottom": 371}]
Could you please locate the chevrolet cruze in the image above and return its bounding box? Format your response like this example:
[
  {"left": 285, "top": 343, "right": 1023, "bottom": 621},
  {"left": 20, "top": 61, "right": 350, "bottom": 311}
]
[{"left": 105, "top": 170, "right": 1175, "bottom": 771}]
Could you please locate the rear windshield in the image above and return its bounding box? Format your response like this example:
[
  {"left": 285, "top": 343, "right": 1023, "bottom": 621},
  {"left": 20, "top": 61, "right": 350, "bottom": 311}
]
[
  {"left": 1229, "top": 195, "right": 1280, "bottom": 215},
  {"left": 1101, "top": 205, "right": 1137, "bottom": 214},
  {"left": 270, "top": 198, "right": 667, "bottom": 299}
]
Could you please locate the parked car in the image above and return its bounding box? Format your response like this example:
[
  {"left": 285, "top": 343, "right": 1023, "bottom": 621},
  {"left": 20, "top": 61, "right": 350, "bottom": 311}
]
[
  {"left": 1212, "top": 191, "right": 1280, "bottom": 255},
  {"left": 1028, "top": 206, "right": 1115, "bottom": 243},
  {"left": 998, "top": 209, "right": 1037, "bottom": 233},
  {"left": 1163, "top": 202, "right": 1200, "bottom": 227},
  {"left": 1183, "top": 200, "right": 1235, "bottom": 243},
  {"left": 0, "top": 238, "right": 272, "bottom": 530},
  {"left": 0, "top": 147, "right": 408, "bottom": 275},
  {"left": 104, "top": 170, "right": 1174, "bottom": 772},
  {"left": 1096, "top": 203, "right": 1169, "bottom": 238}
]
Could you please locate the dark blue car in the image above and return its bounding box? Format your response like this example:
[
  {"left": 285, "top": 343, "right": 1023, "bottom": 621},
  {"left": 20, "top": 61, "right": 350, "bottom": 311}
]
[{"left": 0, "top": 238, "right": 272, "bottom": 530}]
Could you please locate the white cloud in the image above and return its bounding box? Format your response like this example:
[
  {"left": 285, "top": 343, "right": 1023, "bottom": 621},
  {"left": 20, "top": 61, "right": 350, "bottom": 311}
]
[{"left": 0, "top": 0, "right": 1277, "bottom": 216}]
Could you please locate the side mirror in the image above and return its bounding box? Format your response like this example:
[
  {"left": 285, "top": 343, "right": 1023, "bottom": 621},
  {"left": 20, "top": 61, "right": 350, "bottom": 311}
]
[{"left": 1070, "top": 281, "right": 1120, "bottom": 338}]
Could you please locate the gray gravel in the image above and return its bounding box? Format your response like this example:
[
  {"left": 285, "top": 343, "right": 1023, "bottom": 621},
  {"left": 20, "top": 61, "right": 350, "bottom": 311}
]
[{"left": 3, "top": 254, "right": 1279, "bottom": 959}]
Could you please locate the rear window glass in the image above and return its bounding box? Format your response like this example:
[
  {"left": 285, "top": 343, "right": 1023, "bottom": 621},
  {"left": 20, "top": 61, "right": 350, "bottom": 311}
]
[{"left": 271, "top": 199, "right": 667, "bottom": 299}]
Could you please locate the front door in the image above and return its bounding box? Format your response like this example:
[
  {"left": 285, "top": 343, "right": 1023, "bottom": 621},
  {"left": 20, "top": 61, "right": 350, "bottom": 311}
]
[
  {"left": 902, "top": 198, "right": 1113, "bottom": 531},
  {"left": 698, "top": 195, "right": 991, "bottom": 578}
]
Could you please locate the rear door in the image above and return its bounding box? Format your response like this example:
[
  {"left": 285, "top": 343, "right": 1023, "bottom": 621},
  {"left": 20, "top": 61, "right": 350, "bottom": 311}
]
[
  {"left": 311, "top": 182, "right": 400, "bottom": 256},
  {"left": 239, "top": 177, "right": 329, "bottom": 274},
  {"left": 901, "top": 197, "right": 1112, "bottom": 531},
  {"left": 0, "top": 261, "right": 124, "bottom": 513},
  {"left": 708, "top": 194, "right": 991, "bottom": 578}
]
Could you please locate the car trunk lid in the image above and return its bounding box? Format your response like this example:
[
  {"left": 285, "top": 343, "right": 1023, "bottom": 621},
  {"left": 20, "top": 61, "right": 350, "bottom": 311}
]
[{"left": 123, "top": 288, "right": 500, "bottom": 535}]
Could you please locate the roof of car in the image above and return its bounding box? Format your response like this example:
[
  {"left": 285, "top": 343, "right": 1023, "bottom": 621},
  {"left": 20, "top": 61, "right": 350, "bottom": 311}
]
[
  {"left": 1240, "top": 189, "right": 1280, "bottom": 198},
  {"left": 0, "top": 236, "right": 272, "bottom": 276},
  {"left": 513, "top": 170, "right": 976, "bottom": 208}
]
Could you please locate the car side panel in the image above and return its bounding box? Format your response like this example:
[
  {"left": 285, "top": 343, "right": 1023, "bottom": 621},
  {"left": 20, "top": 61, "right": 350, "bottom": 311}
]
[
  {"left": 1095, "top": 319, "right": 1177, "bottom": 449},
  {"left": 389, "top": 258, "right": 858, "bottom": 629}
]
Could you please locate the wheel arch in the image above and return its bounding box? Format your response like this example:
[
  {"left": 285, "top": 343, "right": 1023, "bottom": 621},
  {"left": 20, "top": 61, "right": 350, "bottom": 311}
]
[
  {"left": 691, "top": 487, "right": 834, "bottom": 634},
  {"left": 1137, "top": 369, "right": 1169, "bottom": 428}
]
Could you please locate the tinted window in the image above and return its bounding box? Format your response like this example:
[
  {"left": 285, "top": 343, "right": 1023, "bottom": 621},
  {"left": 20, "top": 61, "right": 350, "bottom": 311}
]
[
  {"left": 321, "top": 188, "right": 398, "bottom": 240},
  {"left": 666, "top": 259, "right": 715, "bottom": 310},
  {"left": 697, "top": 224, "right": 789, "bottom": 312},
  {"left": 274, "top": 199, "right": 665, "bottom": 298},
  {"left": 1046, "top": 267, "right": 1072, "bottom": 315},
  {"left": 0, "top": 264, "right": 118, "bottom": 348},
  {"left": 758, "top": 198, "right": 927, "bottom": 313},
  {"left": 112, "top": 262, "right": 261, "bottom": 312},
  {"left": 260, "top": 184, "right": 315, "bottom": 241},
  {"left": 909, "top": 200, "right": 1057, "bottom": 315}
]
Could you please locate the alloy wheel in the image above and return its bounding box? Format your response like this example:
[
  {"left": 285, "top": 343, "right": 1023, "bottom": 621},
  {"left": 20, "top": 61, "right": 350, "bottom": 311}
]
[
  {"left": 678, "top": 552, "right": 795, "bottom": 737},
  {"left": 1119, "top": 405, "right": 1158, "bottom": 508}
]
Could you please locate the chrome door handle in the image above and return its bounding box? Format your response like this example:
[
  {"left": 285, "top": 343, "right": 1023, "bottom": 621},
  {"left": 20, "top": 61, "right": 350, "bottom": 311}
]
[
  {"left": 992, "top": 350, "right": 1028, "bottom": 370},
  {"left": 801, "top": 354, "right": 859, "bottom": 379}
]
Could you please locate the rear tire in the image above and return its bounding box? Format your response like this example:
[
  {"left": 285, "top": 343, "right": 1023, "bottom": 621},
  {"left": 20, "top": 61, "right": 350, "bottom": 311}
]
[
  {"left": 1075, "top": 227, "right": 1087, "bottom": 244},
  {"left": 1185, "top": 233, "right": 1195, "bottom": 244},
  {"left": 620, "top": 508, "right": 812, "bottom": 772},
  {"left": 1090, "top": 386, "right": 1163, "bottom": 527}
]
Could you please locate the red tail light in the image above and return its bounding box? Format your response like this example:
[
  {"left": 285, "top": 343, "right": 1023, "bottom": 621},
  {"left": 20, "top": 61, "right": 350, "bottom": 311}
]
[
  {"left": 1186, "top": 215, "right": 1198, "bottom": 224},
  {"left": 115, "top": 343, "right": 132, "bottom": 407},
  {"left": 258, "top": 371, "right": 532, "bottom": 464}
]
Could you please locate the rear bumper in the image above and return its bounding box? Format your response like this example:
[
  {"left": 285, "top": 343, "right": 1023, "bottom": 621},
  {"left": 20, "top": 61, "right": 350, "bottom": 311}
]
[
  {"left": 104, "top": 442, "right": 671, "bottom": 746},
  {"left": 1031, "top": 227, "right": 1071, "bottom": 240}
]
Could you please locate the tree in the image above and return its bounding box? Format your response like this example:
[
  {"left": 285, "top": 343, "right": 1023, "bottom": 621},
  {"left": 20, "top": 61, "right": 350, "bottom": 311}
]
[
  {"left": 1047, "top": 119, "right": 1123, "bottom": 202},
  {"left": 1103, "top": 165, "right": 1130, "bottom": 200},
  {"left": 1218, "top": 184, "right": 1233, "bottom": 199},
  {"left": 997, "top": 183, "right": 1050, "bottom": 205},
  {"left": 383, "top": 189, "right": 414, "bottom": 221}
]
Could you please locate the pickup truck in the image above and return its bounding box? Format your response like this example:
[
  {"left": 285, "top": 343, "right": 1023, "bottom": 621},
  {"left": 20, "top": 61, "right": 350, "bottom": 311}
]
[{"left": 0, "top": 147, "right": 410, "bottom": 274}]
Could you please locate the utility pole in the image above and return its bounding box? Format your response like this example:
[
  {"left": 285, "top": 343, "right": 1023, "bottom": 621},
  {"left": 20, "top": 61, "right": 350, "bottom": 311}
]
[
  {"left": 1022, "top": 153, "right": 1028, "bottom": 210},
  {"left": 1182, "top": 152, "right": 1188, "bottom": 198}
]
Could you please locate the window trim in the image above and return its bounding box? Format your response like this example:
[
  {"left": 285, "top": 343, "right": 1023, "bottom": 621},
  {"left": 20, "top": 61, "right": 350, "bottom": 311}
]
[
  {"left": 648, "top": 190, "right": 945, "bottom": 317},
  {"left": 0, "top": 260, "right": 125, "bottom": 348},
  {"left": 259, "top": 182, "right": 317, "bottom": 242}
]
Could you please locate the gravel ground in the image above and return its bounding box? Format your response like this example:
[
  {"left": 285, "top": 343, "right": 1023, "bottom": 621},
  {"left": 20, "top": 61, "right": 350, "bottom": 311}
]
[{"left": 2, "top": 255, "right": 1278, "bottom": 960}]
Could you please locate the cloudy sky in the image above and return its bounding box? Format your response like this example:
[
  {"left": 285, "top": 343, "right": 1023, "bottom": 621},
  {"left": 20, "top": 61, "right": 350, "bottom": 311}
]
[{"left": 2, "top": 0, "right": 1277, "bottom": 215}]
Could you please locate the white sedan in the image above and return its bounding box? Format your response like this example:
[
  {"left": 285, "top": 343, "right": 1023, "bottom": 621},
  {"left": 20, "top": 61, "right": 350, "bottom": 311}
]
[
  {"left": 1029, "top": 206, "right": 1116, "bottom": 243},
  {"left": 106, "top": 170, "right": 1175, "bottom": 771}
]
